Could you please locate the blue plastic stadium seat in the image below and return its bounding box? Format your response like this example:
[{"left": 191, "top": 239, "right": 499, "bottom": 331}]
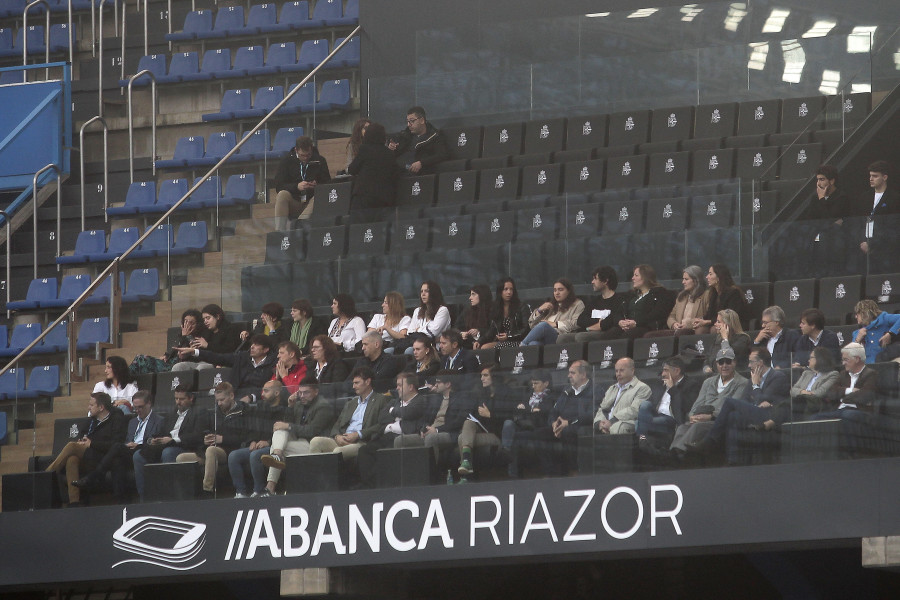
[
  {"left": 0, "top": 367, "right": 27, "bottom": 398},
  {"left": 42, "top": 275, "right": 91, "bottom": 308},
  {"left": 88, "top": 227, "right": 139, "bottom": 262},
  {"left": 122, "top": 268, "right": 160, "bottom": 302},
  {"left": 173, "top": 221, "right": 209, "bottom": 254},
  {"left": 242, "top": 85, "right": 284, "bottom": 119},
  {"left": 247, "top": 43, "right": 295, "bottom": 77},
  {"left": 308, "top": 0, "right": 342, "bottom": 27},
  {"left": 202, "top": 88, "right": 252, "bottom": 121},
  {"left": 0, "top": 28, "right": 14, "bottom": 58},
  {"left": 48, "top": 23, "right": 74, "bottom": 52},
  {"left": 76, "top": 317, "right": 110, "bottom": 351},
  {"left": 84, "top": 273, "right": 126, "bottom": 305},
  {"left": 0, "top": 323, "right": 42, "bottom": 358},
  {"left": 25, "top": 365, "right": 59, "bottom": 397},
  {"left": 236, "top": 129, "right": 271, "bottom": 161},
  {"left": 0, "top": 69, "right": 21, "bottom": 83},
  {"left": 129, "top": 224, "right": 174, "bottom": 259},
  {"left": 282, "top": 82, "right": 316, "bottom": 114},
  {"left": 317, "top": 79, "right": 351, "bottom": 111},
  {"left": 297, "top": 38, "right": 328, "bottom": 71},
  {"left": 165, "top": 9, "right": 213, "bottom": 41},
  {"left": 0, "top": 2, "right": 26, "bottom": 20},
  {"left": 246, "top": 3, "right": 277, "bottom": 33},
  {"left": 120, "top": 54, "right": 166, "bottom": 86},
  {"left": 192, "top": 131, "right": 237, "bottom": 167},
  {"left": 150, "top": 178, "right": 189, "bottom": 212},
  {"left": 198, "top": 48, "right": 231, "bottom": 80},
  {"left": 17, "top": 25, "right": 45, "bottom": 55},
  {"left": 107, "top": 181, "right": 156, "bottom": 216},
  {"left": 0, "top": 325, "right": 7, "bottom": 354},
  {"left": 268, "top": 127, "right": 304, "bottom": 158},
  {"left": 327, "top": 0, "right": 358, "bottom": 26},
  {"left": 330, "top": 36, "right": 359, "bottom": 67},
  {"left": 191, "top": 176, "right": 222, "bottom": 207},
  {"left": 56, "top": 230, "right": 105, "bottom": 265},
  {"left": 38, "top": 321, "right": 68, "bottom": 352},
  {"left": 156, "top": 135, "right": 204, "bottom": 169},
  {"left": 7, "top": 277, "right": 57, "bottom": 311},
  {"left": 158, "top": 51, "right": 200, "bottom": 84},
  {"left": 230, "top": 45, "right": 264, "bottom": 77},
  {"left": 272, "top": 1, "right": 311, "bottom": 32},
  {"left": 222, "top": 173, "right": 256, "bottom": 205},
  {"left": 196, "top": 4, "right": 243, "bottom": 39}
]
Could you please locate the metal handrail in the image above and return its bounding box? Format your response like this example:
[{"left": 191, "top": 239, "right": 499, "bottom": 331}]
[
  {"left": 65, "top": 0, "right": 73, "bottom": 67},
  {"left": 32, "top": 163, "right": 62, "bottom": 279},
  {"left": 23, "top": 0, "right": 51, "bottom": 72},
  {"left": 79, "top": 116, "right": 109, "bottom": 229},
  {"left": 97, "top": 0, "right": 109, "bottom": 116},
  {"left": 0, "top": 211, "right": 11, "bottom": 319},
  {"left": 0, "top": 28, "right": 362, "bottom": 383},
  {"left": 142, "top": 0, "right": 148, "bottom": 58},
  {"left": 127, "top": 69, "right": 157, "bottom": 181}
]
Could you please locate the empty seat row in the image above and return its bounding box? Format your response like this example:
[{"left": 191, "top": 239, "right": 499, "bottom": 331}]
[
  {"left": 107, "top": 175, "right": 256, "bottom": 216},
  {"left": 0, "top": 317, "right": 110, "bottom": 357},
  {"left": 201, "top": 79, "right": 355, "bottom": 121},
  {"left": 7, "top": 268, "right": 161, "bottom": 312},
  {"left": 122, "top": 40, "right": 357, "bottom": 85},
  {"left": 0, "top": 23, "right": 74, "bottom": 56},
  {"left": 0, "top": 0, "right": 113, "bottom": 18},
  {"left": 55, "top": 222, "right": 208, "bottom": 265},
  {"left": 166, "top": 0, "right": 358, "bottom": 42},
  {"left": 442, "top": 94, "right": 869, "bottom": 160},
  {"left": 0, "top": 365, "right": 59, "bottom": 400}
]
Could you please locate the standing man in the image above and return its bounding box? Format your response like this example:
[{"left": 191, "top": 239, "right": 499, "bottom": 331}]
[
  {"left": 854, "top": 160, "right": 900, "bottom": 273},
  {"left": 806, "top": 164, "right": 850, "bottom": 276},
  {"left": 273, "top": 135, "right": 331, "bottom": 230},
  {"left": 309, "top": 367, "right": 388, "bottom": 461},
  {"left": 388, "top": 106, "right": 449, "bottom": 175},
  {"left": 557, "top": 266, "right": 620, "bottom": 344}
]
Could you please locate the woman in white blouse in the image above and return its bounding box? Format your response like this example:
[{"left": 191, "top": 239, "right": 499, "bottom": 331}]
[
  {"left": 93, "top": 355, "right": 138, "bottom": 415},
  {"left": 404, "top": 280, "right": 451, "bottom": 350},
  {"left": 327, "top": 293, "right": 366, "bottom": 353},
  {"left": 367, "top": 291, "right": 411, "bottom": 352}
]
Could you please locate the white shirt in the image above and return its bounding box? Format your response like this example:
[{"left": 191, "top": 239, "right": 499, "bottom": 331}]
[
  {"left": 408, "top": 306, "right": 451, "bottom": 339},
  {"left": 328, "top": 316, "right": 366, "bottom": 352},
  {"left": 170, "top": 408, "right": 189, "bottom": 443},
  {"left": 839, "top": 369, "right": 863, "bottom": 410},
  {"left": 93, "top": 380, "right": 138, "bottom": 413},
  {"left": 657, "top": 376, "right": 683, "bottom": 418},
  {"left": 367, "top": 313, "right": 412, "bottom": 343}
]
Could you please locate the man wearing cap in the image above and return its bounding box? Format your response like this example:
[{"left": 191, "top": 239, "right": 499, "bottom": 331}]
[{"left": 670, "top": 346, "right": 749, "bottom": 454}]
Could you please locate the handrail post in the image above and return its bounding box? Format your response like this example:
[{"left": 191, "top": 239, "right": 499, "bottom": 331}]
[
  {"left": 67, "top": 0, "right": 73, "bottom": 67},
  {"left": 80, "top": 116, "right": 109, "bottom": 228},
  {"left": 143, "top": 0, "right": 149, "bottom": 58},
  {"left": 127, "top": 70, "right": 157, "bottom": 182},
  {"left": 108, "top": 259, "right": 119, "bottom": 356},
  {"left": 32, "top": 163, "right": 61, "bottom": 279},
  {"left": 0, "top": 211, "right": 10, "bottom": 320},
  {"left": 23, "top": 0, "right": 50, "bottom": 69},
  {"left": 98, "top": 0, "right": 108, "bottom": 117}
]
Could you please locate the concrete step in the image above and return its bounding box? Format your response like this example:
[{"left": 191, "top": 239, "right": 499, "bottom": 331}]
[{"left": 222, "top": 234, "right": 267, "bottom": 265}]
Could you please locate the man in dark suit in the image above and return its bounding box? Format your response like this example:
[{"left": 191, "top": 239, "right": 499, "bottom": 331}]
[
  {"left": 793, "top": 308, "right": 842, "bottom": 367},
  {"left": 356, "top": 371, "right": 428, "bottom": 488},
  {"left": 438, "top": 329, "right": 480, "bottom": 390},
  {"left": 353, "top": 331, "right": 401, "bottom": 394},
  {"left": 854, "top": 160, "right": 900, "bottom": 273},
  {"left": 636, "top": 356, "right": 701, "bottom": 453},
  {"left": 179, "top": 334, "right": 277, "bottom": 403},
  {"left": 133, "top": 384, "right": 206, "bottom": 502},
  {"left": 753, "top": 305, "right": 801, "bottom": 369},
  {"left": 692, "top": 348, "right": 790, "bottom": 463}
]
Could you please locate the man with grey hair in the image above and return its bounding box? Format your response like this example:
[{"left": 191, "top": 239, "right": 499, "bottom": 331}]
[
  {"left": 813, "top": 342, "right": 880, "bottom": 420},
  {"left": 753, "top": 305, "right": 800, "bottom": 369},
  {"left": 594, "top": 358, "right": 651, "bottom": 435},
  {"left": 352, "top": 330, "right": 401, "bottom": 393}
]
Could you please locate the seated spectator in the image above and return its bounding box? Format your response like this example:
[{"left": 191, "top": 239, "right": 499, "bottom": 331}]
[
  {"left": 271, "top": 341, "right": 307, "bottom": 395},
  {"left": 395, "top": 370, "right": 476, "bottom": 467},
  {"left": 481, "top": 277, "right": 531, "bottom": 350},
  {"left": 388, "top": 105, "right": 449, "bottom": 175},
  {"left": 813, "top": 342, "right": 880, "bottom": 419},
  {"left": 367, "top": 291, "right": 411, "bottom": 352},
  {"left": 636, "top": 356, "right": 701, "bottom": 454},
  {"left": 557, "top": 266, "right": 619, "bottom": 344},
  {"left": 227, "top": 380, "right": 290, "bottom": 498},
  {"left": 513, "top": 361, "right": 594, "bottom": 477},
  {"left": 791, "top": 346, "right": 841, "bottom": 416},
  {"left": 303, "top": 334, "right": 350, "bottom": 386},
  {"left": 288, "top": 298, "right": 327, "bottom": 357},
  {"left": 343, "top": 117, "right": 370, "bottom": 171},
  {"left": 593, "top": 358, "right": 651, "bottom": 435},
  {"left": 45, "top": 392, "right": 128, "bottom": 507},
  {"left": 690, "top": 348, "right": 791, "bottom": 463},
  {"left": 259, "top": 381, "right": 335, "bottom": 494},
  {"left": 354, "top": 331, "right": 402, "bottom": 394},
  {"left": 176, "top": 382, "right": 250, "bottom": 493},
  {"left": 521, "top": 278, "right": 584, "bottom": 346},
  {"left": 670, "top": 347, "right": 750, "bottom": 455},
  {"left": 241, "top": 302, "right": 288, "bottom": 347},
  {"left": 133, "top": 385, "right": 206, "bottom": 502},
  {"left": 598, "top": 265, "right": 673, "bottom": 340},
  {"left": 176, "top": 334, "right": 276, "bottom": 403},
  {"left": 328, "top": 293, "right": 367, "bottom": 354},
  {"left": 273, "top": 135, "right": 331, "bottom": 230},
  {"left": 129, "top": 309, "right": 207, "bottom": 375},
  {"left": 793, "top": 308, "right": 842, "bottom": 367},
  {"left": 411, "top": 337, "right": 441, "bottom": 381},
  {"left": 172, "top": 303, "right": 242, "bottom": 371},
  {"left": 499, "top": 369, "right": 554, "bottom": 476},
  {"left": 753, "top": 305, "right": 801, "bottom": 369},
  {"left": 438, "top": 329, "right": 481, "bottom": 382},
  {"left": 694, "top": 264, "right": 747, "bottom": 332},
  {"left": 94, "top": 356, "right": 138, "bottom": 415},
  {"left": 646, "top": 265, "right": 708, "bottom": 337},
  {"left": 309, "top": 367, "right": 389, "bottom": 461},
  {"left": 457, "top": 365, "right": 516, "bottom": 479},
  {"left": 403, "top": 280, "right": 451, "bottom": 353},
  {"left": 703, "top": 309, "right": 752, "bottom": 374},
  {"left": 456, "top": 284, "right": 493, "bottom": 349},
  {"left": 852, "top": 300, "right": 900, "bottom": 364},
  {"left": 805, "top": 164, "right": 851, "bottom": 277},
  {"left": 347, "top": 122, "right": 401, "bottom": 222},
  {"left": 356, "top": 371, "right": 429, "bottom": 488}
]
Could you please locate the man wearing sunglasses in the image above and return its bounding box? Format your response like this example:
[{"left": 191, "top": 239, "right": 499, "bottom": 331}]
[{"left": 388, "top": 106, "right": 449, "bottom": 175}]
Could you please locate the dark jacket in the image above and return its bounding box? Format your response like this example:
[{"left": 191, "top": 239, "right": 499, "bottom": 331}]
[
  {"left": 304, "top": 357, "right": 351, "bottom": 386},
  {"left": 125, "top": 411, "right": 166, "bottom": 445},
  {"left": 246, "top": 402, "right": 291, "bottom": 443},
  {"left": 823, "top": 366, "right": 880, "bottom": 413},
  {"left": 330, "top": 392, "right": 389, "bottom": 441},
  {"left": 484, "top": 303, "right": 531, "bottom": 344},
  {"left": 748, "top": 367, "right": 792, "bottom": 425},
  {"left": 205, "top": 322, "right": 243, "bottom": 355},
  {"left": 196, "top": 349, "right": 277, "bottom": 401},
  {"left": 793, "top": 329, "right": 842, "bottom": 367},
  {"left": 353, "top": 352, "right": 402, "bottom": 394},
  {"left": 474, "top": 384, "right": 517, "bottom": 435},
  {"left": 754, "top": 328, "right": 802, "bottom": 370},
  {"left": 441, "top": 347, "right": 480, "bottom": 374},
  {"left": 348, "top": 142, "right": 401, "bottom": 208},
  {"left": 391, "top": 122, "right": 449, "bottom": 175},
  {"left": 249, "top": 320, "right": 288, "bottom": 348},
  {"left": 425, "top": 391, "right": 477, "bottom": 435},
  {"left": 512, "top": 389, "right": 555, "bottom": 430},
  {"left": 198, "top": 403, "right": 251, "bottom": 453},
  {"left": 289, "top": 395, "right": 335, "bottom": 441},
  {"left": 455, "top": 308, "right": 492, "bottom": 349},
  {"left": 80, "top": 408, "right": 129, "bottom": 457},
  {"left": 704, "top": 287, "right": 748, "bottom": 328},
  {"left": 576, "top": 292, "right": 620, "bottom": 332},
  {"left": 376, "top": 394, "right": 429, "bottom": 437},
  {"left": 612, "top": 286, "right": 674, "bottom": 331},
  {"left": 274, "top": 147, "right": 331, "bottom": 201},
  {"left": 548, "top": 382, "right": 595, "bottom": 429},
  {"left": 705, "top": 333, "right": 752, "bottom": 372},
  {"left": 162, "top": 406, "right": 206, "bottom": 451},
  {"left": 648, "top": 374, "right": 702, "bottom": 425}
]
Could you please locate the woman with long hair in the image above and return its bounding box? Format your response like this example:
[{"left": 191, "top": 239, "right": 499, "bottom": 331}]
[
  {"left": 173, "top": 303, "right": 243, "bottom": 370},
  {"left": 129, "top": 309, "right": 207, "bottom": 375},
  {"left": 694, "top": 263, "right": 747, "bottom": 332},
  {"left": 646, "top": 265, "right": 708, "bottom": 337},
  {"left": 345, "top": 117, "right": 370, "bottom": 169},
  {"left": 703, "top": 308, "right": 752, "bottom": 373},
  {"left": 328, "top": 293, "right": 367, "bottom": 353},
  {"left": 367, "top": 291, "right": 411, "bottom": 351},
  {"left": 347, "top": 122, "right": 401, "bottom": 221},
  {"left": 791, "top": 346, "right": 840, "bottom": 416},
  {"left": 93, "top": 355, "right": 138, "bottom": 414},
  {"left": 599, "top": 264, "right": 672, "bottom": 339},
  {"left": 404, "top": 280, "right": 451, "bottom": 353},
  {"left": 521, "top": 278, "right": 584, "bottom": 346},
  {"left": 482, "top": 277, "right": 531, "bottom": 349},
  {"left": 457, "top": 284, "right": 493, "bottom": 349},
  {"left": 411, "top": 337, "right": 441, "bottom": 379}
]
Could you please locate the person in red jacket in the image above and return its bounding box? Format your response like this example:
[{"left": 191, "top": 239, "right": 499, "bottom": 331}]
[{"left": 272, "top": 341, "right": 306, "bottom": 395}]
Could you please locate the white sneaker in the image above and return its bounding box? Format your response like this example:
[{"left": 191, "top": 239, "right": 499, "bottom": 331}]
[{"left": 234, "top": 492, "right": 249, "bottom": 499}]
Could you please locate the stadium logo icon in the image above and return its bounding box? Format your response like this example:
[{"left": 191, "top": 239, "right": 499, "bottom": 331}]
[
  {"left": 540, "top": 124, "right": 550, "bottom": 139},
  {"left": 624, "top": 116, "right": 635, "bottom": 131},
  {"left": 582, "top": 121, "right": 592, "bottom": 135},
  {"left": 112, "top": 509, "right": 207, "bottom": 571}
]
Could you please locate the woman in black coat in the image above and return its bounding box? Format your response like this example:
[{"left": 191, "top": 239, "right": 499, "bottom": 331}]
[{"left": 347, "top": 122, "right": 401, "bottom": 222}]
